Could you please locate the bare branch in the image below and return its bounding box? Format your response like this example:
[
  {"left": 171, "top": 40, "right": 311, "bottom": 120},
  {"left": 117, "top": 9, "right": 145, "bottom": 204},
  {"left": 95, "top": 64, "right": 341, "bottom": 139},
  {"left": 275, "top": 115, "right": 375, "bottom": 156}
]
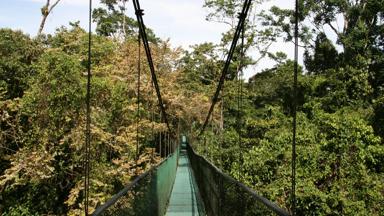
[
  {"left": 37, "top": 0, "right": 62, "bottom": 35},
  {"left": 48, "top": 0, "right": 61, "bottom": 14},
  {"left": 206, "top": 17, "right": 233, "bottom": 27},
  {"left": 327, "top": 22, "right": 340, "bottom": 36}
]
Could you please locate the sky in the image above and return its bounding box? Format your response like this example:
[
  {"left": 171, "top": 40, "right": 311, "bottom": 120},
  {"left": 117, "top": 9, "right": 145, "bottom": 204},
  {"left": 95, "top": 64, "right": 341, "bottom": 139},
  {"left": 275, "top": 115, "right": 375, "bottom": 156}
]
[{"left": 0, "top": 0, "right": 300, "bottom": 80}]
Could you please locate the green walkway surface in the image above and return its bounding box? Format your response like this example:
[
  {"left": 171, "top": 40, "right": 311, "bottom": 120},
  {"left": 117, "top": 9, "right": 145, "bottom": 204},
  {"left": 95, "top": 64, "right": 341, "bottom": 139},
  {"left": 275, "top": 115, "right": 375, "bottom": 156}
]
[{"left": 165, "top": 147, "right": 204, "bottom": 216}]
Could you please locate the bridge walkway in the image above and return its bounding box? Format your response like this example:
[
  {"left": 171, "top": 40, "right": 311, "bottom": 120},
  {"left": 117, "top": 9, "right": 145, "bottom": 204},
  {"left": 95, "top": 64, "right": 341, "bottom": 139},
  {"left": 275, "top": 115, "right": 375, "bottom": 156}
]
[{"left": 165, "top": 143, "right": 205, "bottom": 216}]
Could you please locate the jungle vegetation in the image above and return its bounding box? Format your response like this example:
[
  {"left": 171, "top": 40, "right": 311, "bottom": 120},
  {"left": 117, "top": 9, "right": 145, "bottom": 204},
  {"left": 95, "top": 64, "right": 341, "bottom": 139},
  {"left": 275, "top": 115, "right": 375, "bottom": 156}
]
[{"left": 0, "top": 0, "right": 383, "bottom": 215}]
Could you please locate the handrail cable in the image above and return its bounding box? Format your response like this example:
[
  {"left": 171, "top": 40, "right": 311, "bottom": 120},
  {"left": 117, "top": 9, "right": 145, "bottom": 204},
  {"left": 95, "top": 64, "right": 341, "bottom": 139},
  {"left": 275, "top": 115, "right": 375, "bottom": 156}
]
[
  {"left": 132, "top": 0, "right": 172, "bottom": 134},
  {"left": 198, "top": 0, "right": 253, "bottom": 137},
  {"left": 84, "top": 0, "right": 92, "bottom": 215}
]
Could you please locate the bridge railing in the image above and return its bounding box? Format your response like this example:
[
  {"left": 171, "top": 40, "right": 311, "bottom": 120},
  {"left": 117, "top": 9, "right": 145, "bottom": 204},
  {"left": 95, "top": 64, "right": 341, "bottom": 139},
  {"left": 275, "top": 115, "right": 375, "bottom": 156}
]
[
  {"left": 92, "top": 147, "right": 179, "bottom": 216},
  {"left": 187, "top": 144, "right": 290, "bottom": 216}
]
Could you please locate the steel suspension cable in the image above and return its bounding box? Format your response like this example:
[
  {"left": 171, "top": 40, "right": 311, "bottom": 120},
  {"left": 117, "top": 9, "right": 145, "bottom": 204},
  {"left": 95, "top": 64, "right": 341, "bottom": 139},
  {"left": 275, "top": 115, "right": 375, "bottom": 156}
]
[
  {"left": 292, "top": 0, "right": 299, "bottom": 214},
  {"left": 132, "top": 0, "right": 171, "bottom": 134},
  {"left": 84, "top": 0, "right": 92, "bottom": 215},
  {"left": 198, "top": 0, "right": 253, "bottom": 137}
]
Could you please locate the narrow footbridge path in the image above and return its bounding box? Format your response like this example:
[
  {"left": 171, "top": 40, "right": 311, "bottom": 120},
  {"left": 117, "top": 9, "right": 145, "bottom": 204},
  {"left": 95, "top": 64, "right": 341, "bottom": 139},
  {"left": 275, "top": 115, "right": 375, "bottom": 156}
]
[{"left": 166, "top": 143, "right": 204, "bottom": 215}]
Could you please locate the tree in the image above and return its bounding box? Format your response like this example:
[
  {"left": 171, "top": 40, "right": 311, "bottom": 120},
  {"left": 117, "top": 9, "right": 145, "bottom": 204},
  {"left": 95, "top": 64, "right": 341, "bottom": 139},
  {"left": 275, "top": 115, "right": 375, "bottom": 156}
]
[
  {"left": 93, "top": 0, "right": 159, "bottom": 42},
  {"left": 179, "top": 43, "right": 222, "bottom": 88},
  {"left": 204, "top": 0, "right": 284, "bottom": 71},
  {"left": 0, "top": 49, "right": 84, "bottom": 215},
  {"left": 0, "top": 21, "right": 208, "bottom": 214},
  {"left": 0, "top": 29, "right": 41, "bottom": 100},
  {"left": 38, "top": 0, "right": 62, "bottom": 35},
  {"left": 304, "top": 33, "right": 339, "bottom": 75}
]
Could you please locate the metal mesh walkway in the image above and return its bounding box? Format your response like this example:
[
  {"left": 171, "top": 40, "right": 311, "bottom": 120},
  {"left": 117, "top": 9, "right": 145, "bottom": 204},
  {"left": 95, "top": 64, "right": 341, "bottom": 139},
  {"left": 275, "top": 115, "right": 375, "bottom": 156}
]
[{"left": 166, "top": 144, "right": 205, "bottom": 216}]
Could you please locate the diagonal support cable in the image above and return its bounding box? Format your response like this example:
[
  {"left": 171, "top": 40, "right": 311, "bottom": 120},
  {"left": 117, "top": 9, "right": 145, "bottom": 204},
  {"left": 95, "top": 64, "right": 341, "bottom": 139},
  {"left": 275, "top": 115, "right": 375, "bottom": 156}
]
[
  {"left": 132, "top": 0, "right": 171, "bottom": 133},
  {"left": 198, "top": 0, "right": 253, "bottom": 137}
]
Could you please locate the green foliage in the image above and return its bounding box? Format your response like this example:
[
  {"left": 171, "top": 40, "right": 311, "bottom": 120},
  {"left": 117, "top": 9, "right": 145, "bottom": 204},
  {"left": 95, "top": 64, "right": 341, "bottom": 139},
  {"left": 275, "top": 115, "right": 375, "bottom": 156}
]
[
  {"left": 92, "top": 0, "right": 159, "bottom": 42},
  {"left": 0, "top": 29, "right": 41, "bottom": 100},
  {"left": 93, "top": 7, "right": 136, "bottom": 37},
  {"left": 1, "top": 0, "right": 384, "bottom": 215},
  {"left": 24, "top": 49, "right": 84, "bottom": 132},
  {"left": 194, "top": 58, "right": 383, "bottom": 215},
  {"left": 373, "top": 95, "right": 384, "bottom": 137},
  {"left": 249, "top": 61, "right": 310, "bottom": 114},
  {"left": 2, "top": 204, "right": 39, "bottom": 216},
  {"left": 180, "top": 43, "right": 221, "bottom": 89},
  {"left": 0, "top": 19, "right": 211, "bottom": 214},
  {"left": 304, "top": 33, "right": 339, "bottom": 75}
]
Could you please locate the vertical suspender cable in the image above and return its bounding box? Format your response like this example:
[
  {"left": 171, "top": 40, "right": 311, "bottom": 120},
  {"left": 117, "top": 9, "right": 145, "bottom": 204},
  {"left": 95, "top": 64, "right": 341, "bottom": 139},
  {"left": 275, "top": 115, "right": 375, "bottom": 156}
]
[
  {"left": 238, "top": 18, "right": 245, "bottom": 179},
  {"left": 177, "top": 119, "right": 180, "bottom": 149},
  {"left": 236, "top": 59, "right": 241, "bottom": 176},
  {"left": 210, "top": 113, "right": 214, "bottom": 161},
  {"left": 240, "top": 24, "right": 245, "bottom": 173},
  {"left": 136, "top": 33, "right": 141, "bottom": 170},
  {"left": 159, "top": 111, "right": 162, "bottom": 157},
  {"left": 167, "top": 132, "right": 171, "bottom": 155},
  {"left": 220, "top": 79, "right": 225, "bottom": 169},
  {"left": 292, "top": 0, "right": 299, "bottom": 215},
  {"left": 234, "top": 18, "right": 246, "bottom": 209},
  {"left": 208, "top": 114, "right": 213, "bottom": 160},
  {"left": 167, "top": 132, "right": 170, "bottom": 156},
  {"left": 151, "top": 83, "right": 155, "bottom": 163},
  {"left": 170, "top": 133, "right": 172, "bottom": 154},
  {"left": 159, "top": 131, "right": 162, "bottom": 157},
  {"left": 220, "top": 89, "right": 224, "bottom": 168},
  {"left": 84, "top": 0, "right": 92, "bottom": 215},
  {"left": 164, "top": 132, "right": 168, "bottom": 157}
]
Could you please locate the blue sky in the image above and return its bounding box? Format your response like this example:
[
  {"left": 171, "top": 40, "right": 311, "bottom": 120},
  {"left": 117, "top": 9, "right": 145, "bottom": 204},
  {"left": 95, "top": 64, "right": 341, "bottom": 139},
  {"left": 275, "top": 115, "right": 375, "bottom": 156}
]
[{"left": 0, "top": 0, "right": 299, "bottom": 79}]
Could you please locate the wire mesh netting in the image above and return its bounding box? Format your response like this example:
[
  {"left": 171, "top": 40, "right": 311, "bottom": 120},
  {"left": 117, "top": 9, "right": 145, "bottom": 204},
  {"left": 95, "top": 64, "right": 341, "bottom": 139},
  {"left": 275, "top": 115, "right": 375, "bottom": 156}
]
[
  {"left": 187, "top": 144, "right": 290, "bottom": 216},
  {"left": 92, "top": 148, "right": 179, "bottom": 216}
]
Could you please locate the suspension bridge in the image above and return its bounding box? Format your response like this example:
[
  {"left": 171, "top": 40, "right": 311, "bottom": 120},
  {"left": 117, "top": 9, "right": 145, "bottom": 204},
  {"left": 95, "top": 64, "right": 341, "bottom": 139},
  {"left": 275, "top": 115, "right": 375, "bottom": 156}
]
[{"left": 83, "top": 0, "right": 300, "bottom": 215}]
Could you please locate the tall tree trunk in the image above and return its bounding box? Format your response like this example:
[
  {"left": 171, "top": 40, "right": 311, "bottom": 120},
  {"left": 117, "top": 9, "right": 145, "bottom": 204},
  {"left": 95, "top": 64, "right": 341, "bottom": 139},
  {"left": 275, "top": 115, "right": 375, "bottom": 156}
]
[{"left": 37, "top": 0, "right": 61, "bottom": 35}]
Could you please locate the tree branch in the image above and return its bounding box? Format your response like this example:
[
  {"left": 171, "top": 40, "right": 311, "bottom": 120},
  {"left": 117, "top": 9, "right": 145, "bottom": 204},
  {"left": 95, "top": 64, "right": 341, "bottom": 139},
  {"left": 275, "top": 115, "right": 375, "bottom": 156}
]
[
  {"left": 253, "top": 41, "right": 273, "bottom": 65},
  {"left": 327, "top": 22, "right": 340, "bottom": 36},
  {"left": 37, "top": 0, "right": 61, "bottom": 35},
  {"left": 48, "top": 0, "right": 61, "bottom": 14},
  {"left": 206, "top": 17, "right": 233, "bottom": 27}
]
